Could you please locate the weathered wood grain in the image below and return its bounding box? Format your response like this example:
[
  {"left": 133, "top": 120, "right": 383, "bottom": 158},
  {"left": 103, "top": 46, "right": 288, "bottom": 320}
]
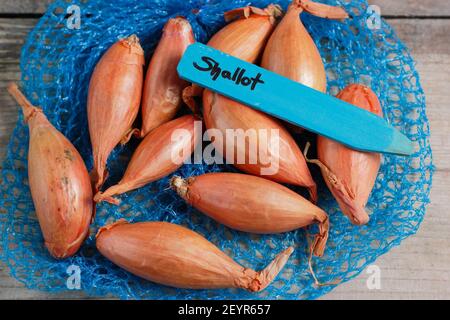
[
  {"left": 326, "top": 19, "right": 450, "bottom": 299},
  {"left": 0, "top": 14, "right": 449, "bottom": 300},
  {"left": 325, "top": 170, "right": 450, "bottom": 299},
  {"left": 372, "top": 0, "right": 450, "bottom": 17},
  {"left": 389, "top": 19, "right": 450, "bottom": 54},
  {"left": 0, "top": 19, "right": 36, "bottom": 162},
  {"left": 0, "top": 1, "right": 52, "bottom": 14},
  {"left": 0, "top": 19, "right": 37, "bottom": 63}
]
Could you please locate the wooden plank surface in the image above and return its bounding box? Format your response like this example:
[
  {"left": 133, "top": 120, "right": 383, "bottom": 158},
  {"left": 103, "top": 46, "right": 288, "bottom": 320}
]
[
  {"left": 374, "top": 0, "right": 450, "bottom": 17},
  {"left": 0, "top": 1, "right": 52, "bottom": 14},
  {"left": 0, "top": 2, "right": 449, "bottom": 300}
]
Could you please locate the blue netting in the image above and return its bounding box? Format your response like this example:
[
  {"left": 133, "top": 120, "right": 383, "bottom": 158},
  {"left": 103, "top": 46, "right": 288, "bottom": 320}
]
[{"left": 0, "top": 0, "right": 434, "bottom": 300}]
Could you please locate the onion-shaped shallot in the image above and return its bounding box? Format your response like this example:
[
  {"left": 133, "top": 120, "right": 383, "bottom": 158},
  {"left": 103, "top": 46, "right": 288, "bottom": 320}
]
[
  {"left": 141, "top": 17, "right": 195, "bottom": 137},
  {"left": 307, "top": 84, "right": 383, "bottom": 225},
  {"left": 96, "top": 220, "right": 294, "bottom": 291},
  {"left": 262, "top": 0, "right": 348, "bottom": 93},
  {"left": 88, "top": 35, "right": 145, "bottom": 191},
  {"left": 171, "top": 172, "right": 328, "bottom": 256},
  {"left": 8, "top": 83, "right": 93, "bottom": 259},
  {"left": 94, "top": 115, "right": 200, "bottom": 205},
  {"left": 203, "top": 91, "right": 317, "bottom": 202}
]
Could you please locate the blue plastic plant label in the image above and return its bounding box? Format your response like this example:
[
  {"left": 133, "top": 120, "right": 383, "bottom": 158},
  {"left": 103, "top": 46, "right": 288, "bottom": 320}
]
[{"left": 178, "top": 43, "right": 414, "bottom": 156}]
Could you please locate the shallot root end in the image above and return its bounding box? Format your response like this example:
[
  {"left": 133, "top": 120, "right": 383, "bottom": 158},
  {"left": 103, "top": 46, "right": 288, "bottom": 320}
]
[{"left": 170, "top": 176, "right": 189, "bottom": 199}]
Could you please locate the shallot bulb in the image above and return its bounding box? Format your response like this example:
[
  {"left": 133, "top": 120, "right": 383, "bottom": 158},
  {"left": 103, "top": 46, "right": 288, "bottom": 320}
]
[
  {"left": 88, "top": 35, "right": 145, "bottom": 191},
  {"left": 262, "top": 0, "right": 348, "bottom": 92},
  {"left": 203, "top": 91, "right": 317, "bottom": 202},
  {"left": 8, "top": 83, "right": 93, "bottom": 259},
  {"left": 171, "top": 173, "right": 328, "bottom": 256},
  {"left": 141, "top": 17, "right": 195, "bottom": 137},
  {"left": 210, "top": 4, "right": 282, "bottom": 62},
  {"left": 94, "top": 115, "right": 200, "bottom": 205},
  {"left": 311, "top": 84, "right": 383, "bottom": 225},
  {"left": 96, "top": 220, "right": 294, "bottom": 291},
  {"left": 183, "top": 4, "right": 282, "bottom": 112}
]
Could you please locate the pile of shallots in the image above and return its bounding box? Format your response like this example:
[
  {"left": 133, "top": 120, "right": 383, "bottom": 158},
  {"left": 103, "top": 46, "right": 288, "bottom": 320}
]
[{"left": 8, "top": 0, "right": 385, "bottom": 292}]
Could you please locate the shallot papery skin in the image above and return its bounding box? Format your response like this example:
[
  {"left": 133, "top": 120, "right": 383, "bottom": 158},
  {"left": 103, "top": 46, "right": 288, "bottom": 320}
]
[
  {"left": 183, "top": 4, "right": 282, "bottom": 112},
  {"left": 141, "top": 17, "right": 195, "bottom": 137},
  {"left": 262, "top": 0, "right": 348, "bottom": 93},
  {"left": 171, "top": 173, "right": 328, "bottom": 256},
  {"left": 317, "top": 84, "right": 383, "bottom": 225},
  {"left": 96, "top": 220, "right": 294, "bottom": 291},
  {"left": 94, "top": 115, "right": 200, "bottom": 205},
  {"left": 88, "top": 35, "right": 145, "bottom": 191},
  {"left": 8, "top": 83, "right": 93, "bottom": 259},
  {"left": 203, "top": 90, "right": 317, "bottom": 203},
  {"left": 209, "top": 4, "right": 282, "bottom": 62}
]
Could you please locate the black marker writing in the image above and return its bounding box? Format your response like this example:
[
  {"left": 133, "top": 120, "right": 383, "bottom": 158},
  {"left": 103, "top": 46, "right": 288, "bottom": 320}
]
[{"left": 193, "top": 56, "right": 264, "bottom": 91}]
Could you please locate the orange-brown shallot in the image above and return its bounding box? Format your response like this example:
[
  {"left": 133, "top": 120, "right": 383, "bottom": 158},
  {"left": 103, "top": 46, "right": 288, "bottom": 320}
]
[
  {"left": 94, "top": 115, "right": 200, "bottom": 205},
  {"left": 88, "top": 35, "right": 145, "bottom": 191},
  {"left": 308, "top": 84, "right": 383, "bottom": 225},
  {"left": 171, "top": 172, "right": 328, "bottom": 256},
  {"left": 262, "top": 0, "right": 348, "bottom": 93},
  {"left": 140, "top": 17, "right": 195, "bottom": 137},
  {"left": 210, "top": 4, "right": 282, "bottom": 62},
  {"left": 8, "top": 83, "right": 93, "bottom": 259},
  {"left": 203, "top": 91, "right": 317, "bottom": 202},
  {"left": 183, "top": 4, "right": 282, "bottom": 112},
  {"left": 96, "top": 220, "right": 294, "bottom": 291},
  {"left": 191, "top": 4, "right": 316, "bottom": 201}
]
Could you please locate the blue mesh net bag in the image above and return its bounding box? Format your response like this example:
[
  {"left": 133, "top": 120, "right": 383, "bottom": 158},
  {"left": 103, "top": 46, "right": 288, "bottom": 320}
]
[{"left": 0, "top": 0, "right": 434, "bottom": 299}]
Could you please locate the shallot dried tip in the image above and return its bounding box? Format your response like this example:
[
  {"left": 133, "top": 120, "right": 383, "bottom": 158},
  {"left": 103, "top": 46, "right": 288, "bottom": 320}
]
[
  {"left": 293, "top": 0, "right": 349, "bottom": 20},
  {"left": 8, "top": 83, "right": 42, "bottom": 122},
  {"left": 182, "top": 85, "right": 203, "bottom": 114},
  {"left": 239, "top": 246, "right": 295, "bottom": 292},
  {"left": 304, "top": 141, "right": 369, "bottom": 225},
  {"left": 9, "top": 83, "right": 93, "bottom": 259},
  {"left": 94, "top": 191, "right": 121, "bottom": 205},
  {"left": 224, "top": 4, "right": 283, "bottom": 23},
  {"left": 95, "top": 219, "right": 129, "bottom": 238},
  {"left": 120, "top": 128, "right": 140, "bottom": 145},
  {"left": 96, "top": 221, "right": 294, "bottom": 291},
  {"left": 306, "top": 231, "right": 341, "bottom": 287}
]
